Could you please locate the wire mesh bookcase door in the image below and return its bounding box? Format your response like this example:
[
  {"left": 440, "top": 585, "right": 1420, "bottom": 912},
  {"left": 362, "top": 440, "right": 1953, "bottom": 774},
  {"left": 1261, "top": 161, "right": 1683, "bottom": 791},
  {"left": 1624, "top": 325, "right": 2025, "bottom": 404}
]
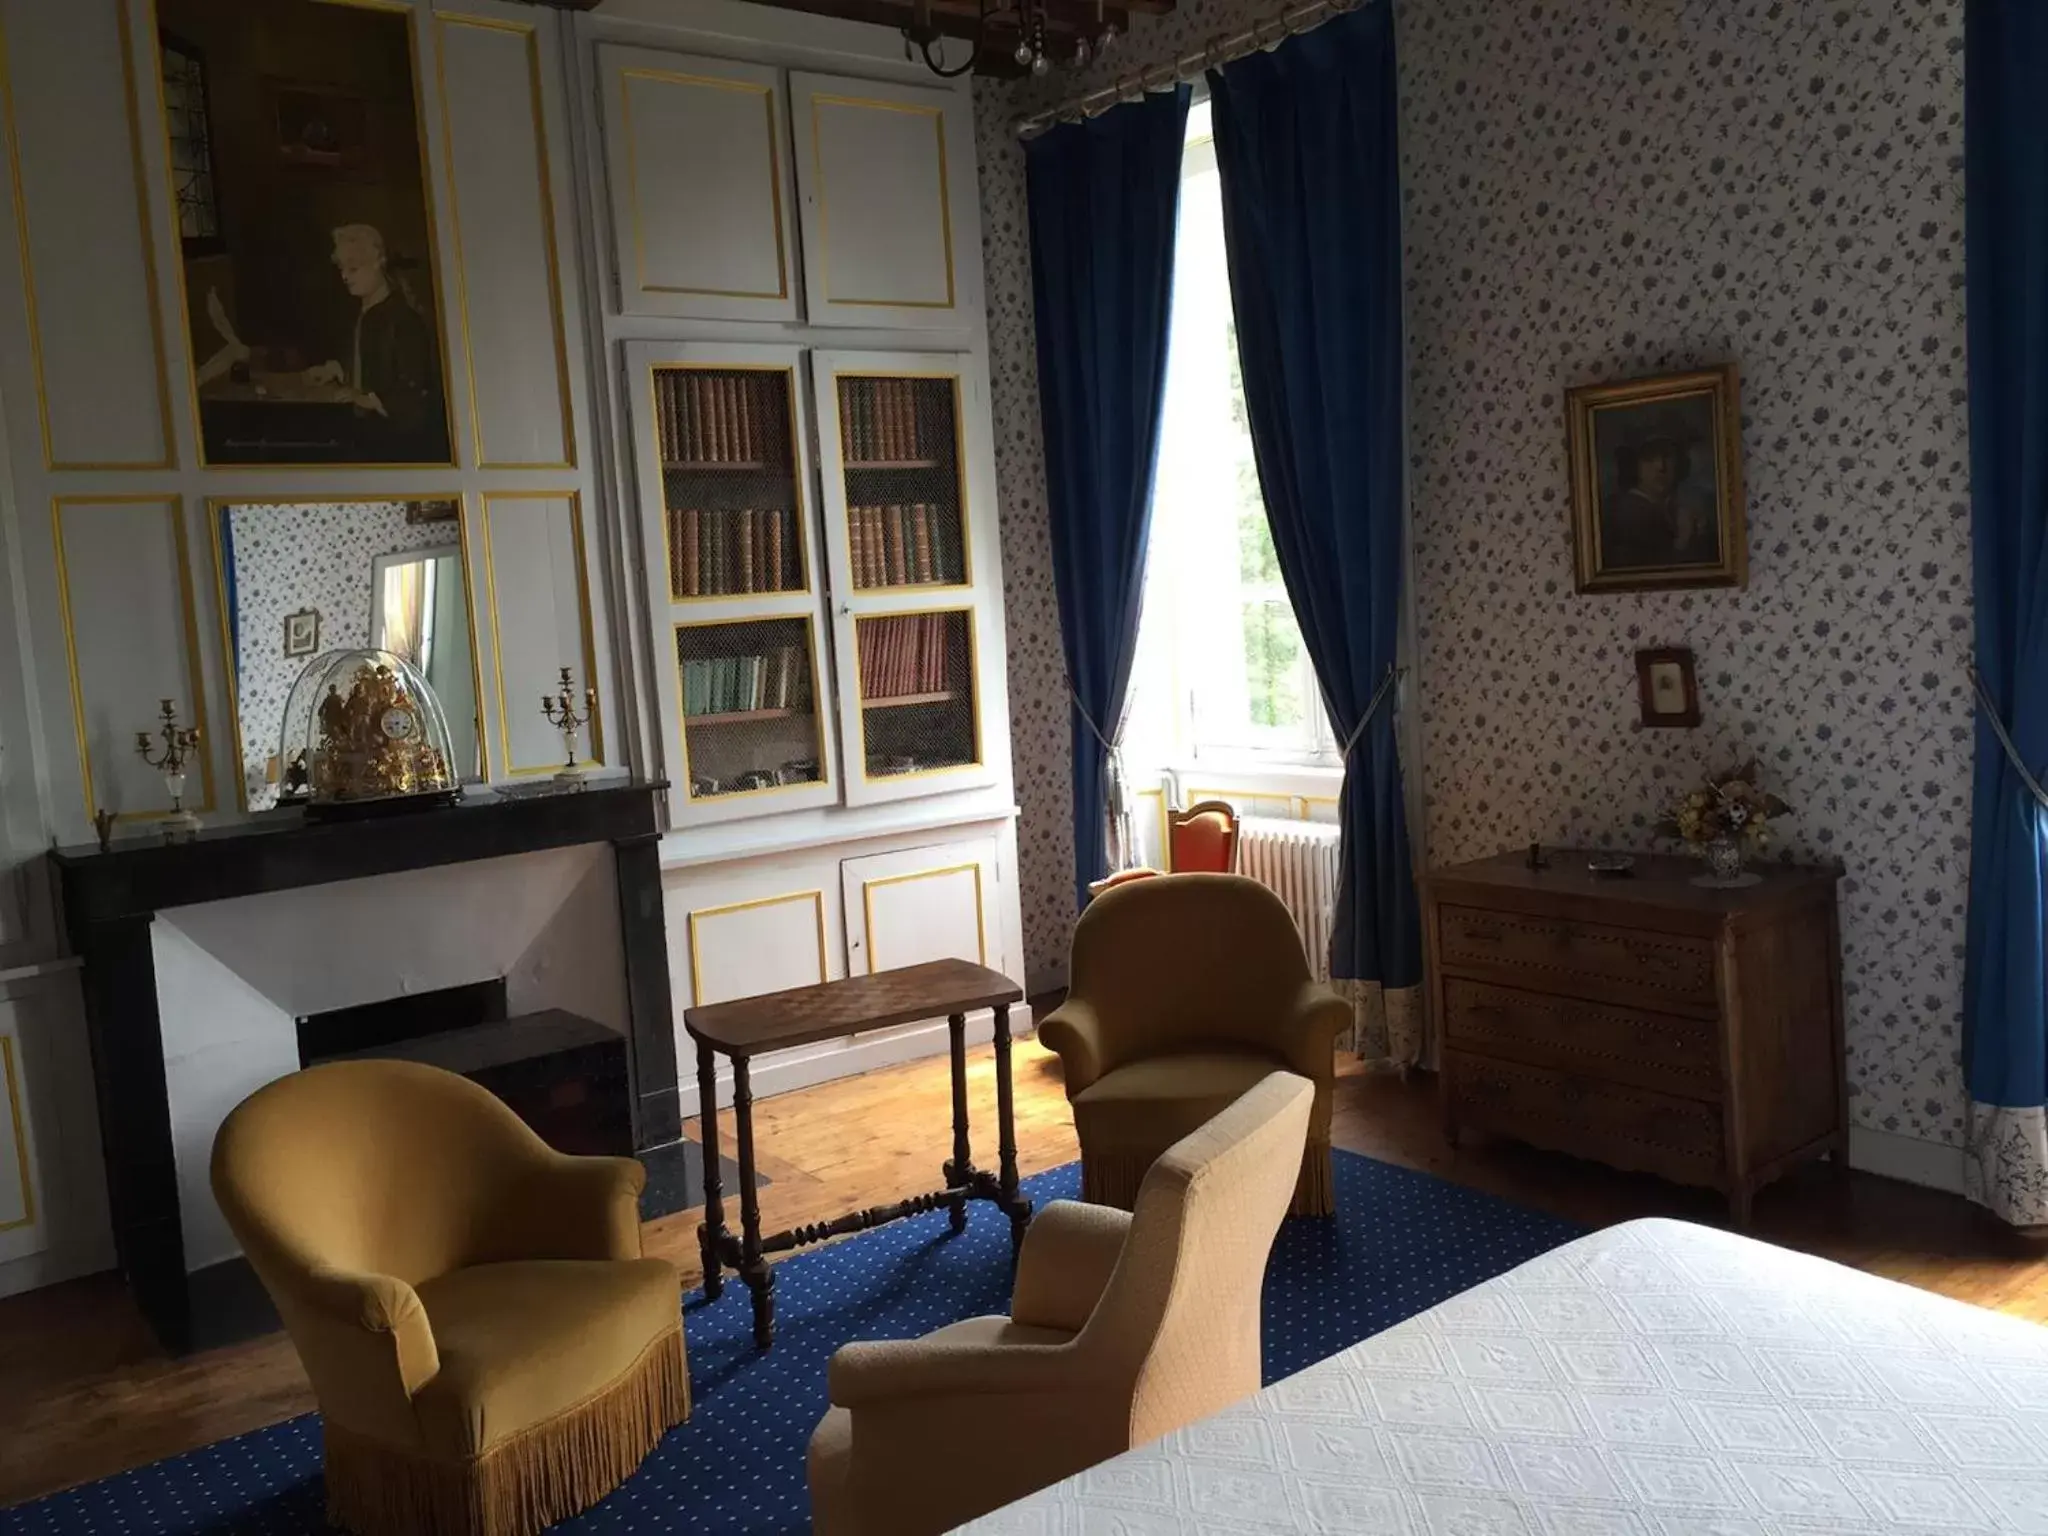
[
  {"left": 674, "top": 614, "right": 832, "bottom": 815},
  {"left": 626, "top": 341, "right": 838, "bottom": 826},
  {"left": 833, "top": 372, "right": 969, "bottom": 594},
  {"left": 653, "top": 364, "right": 810, "bottom": 603},
  {"left": 849, "top": 607, "right": 983, "bottom": 793},
  {"left": 815, "top": 351, "right": 999, "bottom": 807}
]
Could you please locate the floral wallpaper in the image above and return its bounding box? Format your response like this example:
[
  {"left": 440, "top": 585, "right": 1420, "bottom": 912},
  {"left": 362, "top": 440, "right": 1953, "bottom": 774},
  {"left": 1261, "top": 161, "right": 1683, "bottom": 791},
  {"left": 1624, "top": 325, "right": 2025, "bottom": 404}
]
[
  {"left": 223, "top": 500, "right": 468, "bottom": 809},
  {"left": 976, "top": 0, "right": 1975, "bottom": 1147}
]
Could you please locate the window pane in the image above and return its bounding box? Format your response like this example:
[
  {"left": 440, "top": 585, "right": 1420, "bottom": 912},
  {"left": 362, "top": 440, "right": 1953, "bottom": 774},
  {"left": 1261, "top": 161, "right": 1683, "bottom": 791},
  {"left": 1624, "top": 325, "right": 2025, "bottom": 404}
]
[{"left": 1241, "top": 598, "right": 1305, "bottom": 728}]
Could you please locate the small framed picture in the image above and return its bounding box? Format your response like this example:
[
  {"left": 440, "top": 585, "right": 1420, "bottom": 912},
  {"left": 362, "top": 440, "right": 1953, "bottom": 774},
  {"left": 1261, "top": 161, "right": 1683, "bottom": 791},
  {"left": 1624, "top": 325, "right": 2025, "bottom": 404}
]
[
  {"left": 1567, "top": 363, "right": 1745, "bottom": 593},
  {"left": 1636, "top": 647, "right": 1700, "bottom": 728},
  {"left": 283, "top": 607, "right": 321, "bottom": 658}
]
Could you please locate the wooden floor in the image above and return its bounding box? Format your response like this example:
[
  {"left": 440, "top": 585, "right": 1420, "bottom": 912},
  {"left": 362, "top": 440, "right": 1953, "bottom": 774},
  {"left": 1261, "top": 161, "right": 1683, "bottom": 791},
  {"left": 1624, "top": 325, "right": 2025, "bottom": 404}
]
[{"left": 4, "top": 1040, "right": 2046, "bottom": 1508}]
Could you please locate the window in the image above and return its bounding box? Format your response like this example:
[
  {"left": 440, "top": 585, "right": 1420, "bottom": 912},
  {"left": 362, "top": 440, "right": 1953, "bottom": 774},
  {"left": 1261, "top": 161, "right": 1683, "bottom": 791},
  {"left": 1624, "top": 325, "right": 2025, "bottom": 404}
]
[
  {"left": 161, "top": 34, "right": 223, "bottom": 256},
  {"left": 1125, "top": 101, "right": 1334, "bottom": 768}
]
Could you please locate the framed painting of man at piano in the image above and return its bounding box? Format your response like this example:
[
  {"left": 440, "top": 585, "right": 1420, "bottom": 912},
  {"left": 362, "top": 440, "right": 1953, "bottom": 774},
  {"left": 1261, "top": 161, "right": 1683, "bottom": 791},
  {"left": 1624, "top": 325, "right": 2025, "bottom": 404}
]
[{"left": 155, "top": 0, "right": 454, "bottom": 467}]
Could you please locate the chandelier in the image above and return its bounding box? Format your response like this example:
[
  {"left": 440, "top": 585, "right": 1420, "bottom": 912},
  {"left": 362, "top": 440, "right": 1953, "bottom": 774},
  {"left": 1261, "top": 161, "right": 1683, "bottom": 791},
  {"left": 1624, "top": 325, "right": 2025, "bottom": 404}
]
[{"left": 901, "top": 0, "right": 1117, "bottom": 78}]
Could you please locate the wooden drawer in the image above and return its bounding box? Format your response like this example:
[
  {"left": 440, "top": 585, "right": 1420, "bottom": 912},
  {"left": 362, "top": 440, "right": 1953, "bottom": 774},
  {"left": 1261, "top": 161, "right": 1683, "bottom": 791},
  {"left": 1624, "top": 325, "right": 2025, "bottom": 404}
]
[
  {"left": 1436, "top": 905, "right": 1716, "bottom": 1010},
  {"left": 1443, "top": 1048, "right": 1724, "bottom": 1190},
  {"left": 1442, "top": 978, "right": 1721, "bottom": 1100}
]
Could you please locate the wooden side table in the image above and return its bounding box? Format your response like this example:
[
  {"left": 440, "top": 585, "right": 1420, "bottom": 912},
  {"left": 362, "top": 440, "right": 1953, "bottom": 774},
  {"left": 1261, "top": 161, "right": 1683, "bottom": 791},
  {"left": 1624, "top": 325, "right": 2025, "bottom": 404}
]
[{"left": 683, "top": 957, "right": 1031, "bottom": 1347}]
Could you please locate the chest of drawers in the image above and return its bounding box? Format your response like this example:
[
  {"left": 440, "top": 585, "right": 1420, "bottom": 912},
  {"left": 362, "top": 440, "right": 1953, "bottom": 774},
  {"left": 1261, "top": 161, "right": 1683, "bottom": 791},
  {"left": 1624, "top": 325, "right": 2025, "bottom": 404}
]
[{"left": 1426, "top": 850, "right": 1845, "bottom": 1224}]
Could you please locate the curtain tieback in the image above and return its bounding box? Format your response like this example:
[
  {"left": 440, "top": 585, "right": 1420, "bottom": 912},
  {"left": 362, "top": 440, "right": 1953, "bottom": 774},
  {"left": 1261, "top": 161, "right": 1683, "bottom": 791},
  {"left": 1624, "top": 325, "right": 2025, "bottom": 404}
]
[
  {"left": 1970, "top": 662, "right": 2048, "bottom": 814},
  {"left": 1338, "top": 665, "right": 1405, "bottom": 761},
  {"left": 1069, "top": 680, "right": 1139, "bottom": 872}
]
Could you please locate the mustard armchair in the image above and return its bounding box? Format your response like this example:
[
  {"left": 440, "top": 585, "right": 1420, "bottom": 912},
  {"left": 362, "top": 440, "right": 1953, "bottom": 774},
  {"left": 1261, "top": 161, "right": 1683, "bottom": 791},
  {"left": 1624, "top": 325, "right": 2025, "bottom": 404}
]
[
  {"left": 211, "top": 1059, "right": 689, "bottom": 1536},
  {"left": 1041, "top": 872, "right": 1351, "bottom": 1215},
  {"left": 807, "top": 1071, "right": 1313, "bottom": 1536}
]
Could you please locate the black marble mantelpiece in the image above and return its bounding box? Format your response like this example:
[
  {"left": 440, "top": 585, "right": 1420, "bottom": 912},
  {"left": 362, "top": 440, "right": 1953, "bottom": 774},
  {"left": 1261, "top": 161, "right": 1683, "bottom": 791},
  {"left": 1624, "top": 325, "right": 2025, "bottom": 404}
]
[{"left": 50, "top": 777, "right": 680, "bottom": 1354}]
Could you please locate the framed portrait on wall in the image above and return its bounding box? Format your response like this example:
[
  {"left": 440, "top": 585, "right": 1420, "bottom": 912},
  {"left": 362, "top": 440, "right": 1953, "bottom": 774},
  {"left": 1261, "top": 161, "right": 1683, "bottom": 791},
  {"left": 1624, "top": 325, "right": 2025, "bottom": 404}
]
[
  {"left": 1567, "top": 364, "right": 1745, "bottom": 593},
  {"left": 282, "top": 607, "right": 320, "bottom": 658},
  {"left": 153, "top": 0, "right": 454, "bottom": 468}
]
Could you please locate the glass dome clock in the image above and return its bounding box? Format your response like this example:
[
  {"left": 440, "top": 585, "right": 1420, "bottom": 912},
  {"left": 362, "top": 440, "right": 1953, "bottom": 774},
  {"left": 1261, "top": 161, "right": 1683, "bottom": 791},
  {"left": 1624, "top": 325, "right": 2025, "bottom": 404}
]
[{"left": 276, "top": 648, "right": 460, "bottom": 816}]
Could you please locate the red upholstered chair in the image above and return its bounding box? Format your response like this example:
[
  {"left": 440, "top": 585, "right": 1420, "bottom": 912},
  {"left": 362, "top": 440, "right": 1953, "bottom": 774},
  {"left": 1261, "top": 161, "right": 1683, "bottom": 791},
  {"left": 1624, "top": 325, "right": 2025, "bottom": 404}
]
[
  {"left": 1167, "top": 800, "right": 1239, "bottom": 873},
  {"left": 1085, "top": 800, "right": 1240, "bottom": 899}
]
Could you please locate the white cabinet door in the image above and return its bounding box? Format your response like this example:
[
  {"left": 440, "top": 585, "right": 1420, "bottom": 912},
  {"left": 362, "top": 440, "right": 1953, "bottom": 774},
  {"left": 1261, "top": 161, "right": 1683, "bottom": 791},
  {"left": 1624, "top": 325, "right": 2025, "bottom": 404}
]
[
  {"left": 598, "top": 46, "right": 799, "bottom": 322},
  {"left": 0, "top": 996, "right": 45, "bottom": 1265},
  {"left": 788, "top": 72, "right": 981, "bottom": 331},
  {"left": 811, "top": 348, "right": 1001, "bottom": 806},
  {"left": 624, "top": 340, "right": 840, "bottom": 826},
  {"left": 841, "top": 836, "right": 1002, "bottom": 981}
]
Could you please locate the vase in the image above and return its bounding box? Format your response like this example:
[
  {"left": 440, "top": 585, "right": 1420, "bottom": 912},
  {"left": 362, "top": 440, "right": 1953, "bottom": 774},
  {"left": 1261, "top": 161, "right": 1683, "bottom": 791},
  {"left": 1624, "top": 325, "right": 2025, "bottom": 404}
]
[{"left": 1691, "top": 835, "right": 1760, "bottom": 889}]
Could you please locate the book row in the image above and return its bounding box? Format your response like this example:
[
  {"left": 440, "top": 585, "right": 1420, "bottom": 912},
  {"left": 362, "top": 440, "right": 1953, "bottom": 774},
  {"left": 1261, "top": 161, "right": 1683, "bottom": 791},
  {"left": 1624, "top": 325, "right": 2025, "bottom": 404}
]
[
  {"left": 858, "top": 614, "right": 960, "bottom": 701},
  {"left": 840, "top": 377, "right": 945, "bottom": 464},
  {"left": 670, "top": 506, "right": 802, "bottom": 598},
  {"left": 680, "top": 645, "right": 808, "bottom": 717},
  {"left": 848, "top": 503, "right": 963, "bottom": 588},
  {"left": 656, "top": 371, "right": 785, "bottom": 465}
]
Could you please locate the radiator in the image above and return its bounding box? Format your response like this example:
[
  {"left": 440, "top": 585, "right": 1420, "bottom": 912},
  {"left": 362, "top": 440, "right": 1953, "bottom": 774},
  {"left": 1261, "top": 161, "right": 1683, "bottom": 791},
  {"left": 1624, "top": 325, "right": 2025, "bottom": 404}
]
[{"left": 1236, "top": 816, "right": 1342, "bottom": 981}]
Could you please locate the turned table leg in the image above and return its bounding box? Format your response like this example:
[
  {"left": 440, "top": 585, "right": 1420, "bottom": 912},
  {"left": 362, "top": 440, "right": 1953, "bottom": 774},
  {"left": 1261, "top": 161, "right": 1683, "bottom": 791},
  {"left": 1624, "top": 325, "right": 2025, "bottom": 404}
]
[
  {"left": 731, "top": 1055, "right": 775, "bottom": 1347},
  {"left": 694, "top": 1038, "right": 725, "bottom": 1302},
  {"left": 992, "top": 1003, "right": 1031, "bottom": 1257},
  {"left": 945, "top": 1011, "right": 973, "bottom": 1234}
]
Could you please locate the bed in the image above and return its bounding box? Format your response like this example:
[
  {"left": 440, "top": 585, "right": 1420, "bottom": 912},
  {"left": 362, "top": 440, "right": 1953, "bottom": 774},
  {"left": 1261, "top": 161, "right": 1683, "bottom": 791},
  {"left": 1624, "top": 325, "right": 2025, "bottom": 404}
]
[{"left": 958, "top": 1217, "right": 2048, "bottom": 1533}]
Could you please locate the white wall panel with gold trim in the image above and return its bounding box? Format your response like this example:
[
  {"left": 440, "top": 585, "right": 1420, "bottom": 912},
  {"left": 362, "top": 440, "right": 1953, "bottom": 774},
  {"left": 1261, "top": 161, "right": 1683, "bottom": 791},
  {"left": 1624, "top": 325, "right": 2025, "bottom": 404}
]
[
  {"left": 788, "top": 71, "right": 981, "bottom": 331},
  {"left": 51, "top": 496, "right": 214, "bottom": 825},
  {"left": 0, "top": 969, "right": 110, "bottom": 1296},
  {"left": 0, "top": 0, "right": 173, "bottom": 473},
  {"left": 435, "top": 11, "right": 580, "bottom": 472},
  {"left": 0, "top": 994, "right": 43, "bottom": 1265},
  {"left": 598, "top": 46, "right": 799, "bottom": 324},
  {"left": 479, "top": 490, "right": 605, "bottom": 777}
]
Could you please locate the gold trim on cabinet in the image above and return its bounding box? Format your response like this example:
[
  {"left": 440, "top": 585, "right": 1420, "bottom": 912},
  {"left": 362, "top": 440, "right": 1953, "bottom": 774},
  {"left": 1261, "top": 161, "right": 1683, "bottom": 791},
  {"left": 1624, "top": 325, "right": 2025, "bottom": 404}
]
[
  {"left": 829, "top": 367, "right": 972, "bottom": 594},
  {"left": 672, "top": 611, "right": 830, "bottom": 808},
  {"left": 140, "top": 0, "right": 461, "bottom": 471},
  {"left": 860, "top": 862, "right": 985, "bottom": 975},
  {"left": 434, "top": 14, "right": 577, "bottom": 472},
  {"left": 53, "top": 495, "right": 216, "bottom": 824},
  {"left": 652, "top": 361, "right": 811, "bottom": 603},
  {"left": 620, "top": 69, "right": 788, "bottom": 302},
  {"left": 807, "top": 93, "right": 955, "bottom": 311},
  {"left": 1133, "top": 787, "right": 1168, "bottom": 863},
  {"left": 0, "top": 1034, "right": 32, "bottom": 1233},
  {"left": 0, "top": 4, "right": 177, "bottom": 471},
  {"left": 853, "top": 604, "right": 983, "bottom": 784},
  {"left": 686, "top": 889, "right": 828, "bottom": 1004},
  {"left": 479, "top": 489, "right": 604, "bottom": 778},
  {"left": 206, "top": 493, "right": 487, "bottom": 808}
]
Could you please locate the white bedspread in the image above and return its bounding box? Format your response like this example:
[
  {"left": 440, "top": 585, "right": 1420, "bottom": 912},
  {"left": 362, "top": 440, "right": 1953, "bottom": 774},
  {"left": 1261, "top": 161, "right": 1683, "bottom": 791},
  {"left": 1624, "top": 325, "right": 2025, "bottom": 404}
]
[{"left": 959, "top": 1217, "right": 2048, "bottom": 1534}]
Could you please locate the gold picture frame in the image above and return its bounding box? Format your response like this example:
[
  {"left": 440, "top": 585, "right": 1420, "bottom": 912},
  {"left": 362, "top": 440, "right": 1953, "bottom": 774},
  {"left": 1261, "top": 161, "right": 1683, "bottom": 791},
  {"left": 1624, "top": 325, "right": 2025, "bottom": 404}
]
[{"left": 1567, "top": 364, "right": 1745, "bottom": 593}]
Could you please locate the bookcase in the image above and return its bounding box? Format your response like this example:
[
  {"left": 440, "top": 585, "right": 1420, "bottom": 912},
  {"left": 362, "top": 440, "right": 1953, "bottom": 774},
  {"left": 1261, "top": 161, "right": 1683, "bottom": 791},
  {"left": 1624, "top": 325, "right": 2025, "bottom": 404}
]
[
  {"left": 814, "top": 351, "right": 996, "bottom": 807},
  {"left": 627, "top": 341, "right": 838, "bottom": 826},
  {"left": 626, "top": 341, "right": 1001, "bottom": 822}
]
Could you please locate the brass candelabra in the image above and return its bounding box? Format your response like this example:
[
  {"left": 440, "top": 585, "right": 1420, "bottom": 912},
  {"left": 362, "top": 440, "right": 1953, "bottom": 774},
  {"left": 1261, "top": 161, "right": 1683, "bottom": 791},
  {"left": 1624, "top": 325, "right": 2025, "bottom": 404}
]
[
  {"left": 134, "top": 697, "right": 202, "bottom": 837},
  {"left": 539, "top": 667, "right": 596, "bottom": 785}
]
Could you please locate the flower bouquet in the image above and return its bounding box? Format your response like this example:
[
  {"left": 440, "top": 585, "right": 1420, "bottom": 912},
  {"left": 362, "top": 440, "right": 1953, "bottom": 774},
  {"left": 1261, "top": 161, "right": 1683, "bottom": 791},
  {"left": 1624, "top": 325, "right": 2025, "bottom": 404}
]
[{"left": 1653, "top": 761, "right": 1790, "bottom": 888}]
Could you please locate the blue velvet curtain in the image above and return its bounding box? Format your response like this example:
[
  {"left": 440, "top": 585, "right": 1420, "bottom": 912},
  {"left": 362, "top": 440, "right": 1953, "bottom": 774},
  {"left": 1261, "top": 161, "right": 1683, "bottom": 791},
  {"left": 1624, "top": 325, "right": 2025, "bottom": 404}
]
[
  {"left": 1025, "top": 86, "right": 1191, "bottom": 907},
  {"left": 1208, "top": 5, "right": 1422, "bottom": 1017},
  {"left": 1963, "top": 0, "right": 2048, "bottom": 1228}
]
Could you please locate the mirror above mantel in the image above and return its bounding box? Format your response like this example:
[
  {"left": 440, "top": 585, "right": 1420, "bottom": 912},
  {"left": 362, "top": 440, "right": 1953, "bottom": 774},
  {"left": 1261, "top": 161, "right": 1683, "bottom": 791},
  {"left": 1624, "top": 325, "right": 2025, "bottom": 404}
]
[{"left": 212, "top": 498, "right": 483, "bottom": 811}]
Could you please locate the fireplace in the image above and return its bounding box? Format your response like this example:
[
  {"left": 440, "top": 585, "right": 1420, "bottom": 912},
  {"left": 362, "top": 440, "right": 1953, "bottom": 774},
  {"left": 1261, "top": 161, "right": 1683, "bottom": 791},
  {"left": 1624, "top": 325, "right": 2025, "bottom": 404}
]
[{"left": 50, "top": 778, "right": 682, "bottom": 1353}]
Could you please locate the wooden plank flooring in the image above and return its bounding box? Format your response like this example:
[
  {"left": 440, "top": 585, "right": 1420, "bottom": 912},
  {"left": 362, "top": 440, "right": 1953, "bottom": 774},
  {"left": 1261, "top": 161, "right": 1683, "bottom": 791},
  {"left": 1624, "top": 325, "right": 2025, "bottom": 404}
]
[{"left": 2, "top": 1040, "right": 2044, "bottom": 1507}]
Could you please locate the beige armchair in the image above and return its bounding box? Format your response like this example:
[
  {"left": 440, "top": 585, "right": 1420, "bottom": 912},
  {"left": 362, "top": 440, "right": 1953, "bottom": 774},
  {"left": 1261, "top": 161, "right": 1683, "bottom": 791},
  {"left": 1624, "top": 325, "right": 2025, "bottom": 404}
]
[
  {"left": 807, "top": 1071, "right": 1312, "bottom": 1536},
  {"left": 211, "top": 1059, "right": 689, "bottom": 1536},
  {"left": 1040, "top": 872, "right": 1351, "bottom": 1214}
]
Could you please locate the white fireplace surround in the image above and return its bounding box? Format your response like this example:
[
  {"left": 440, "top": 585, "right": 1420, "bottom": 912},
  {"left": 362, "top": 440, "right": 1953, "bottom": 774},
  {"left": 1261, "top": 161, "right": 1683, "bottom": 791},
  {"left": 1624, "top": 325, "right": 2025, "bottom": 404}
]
[{"left": 153, "top": 845, "right": 628, "bottom": 1272}]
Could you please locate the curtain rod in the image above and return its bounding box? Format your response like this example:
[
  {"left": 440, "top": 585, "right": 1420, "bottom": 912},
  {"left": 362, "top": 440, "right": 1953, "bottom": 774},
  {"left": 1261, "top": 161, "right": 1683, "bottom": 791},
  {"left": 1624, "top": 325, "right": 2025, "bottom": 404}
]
[{"left": 1011, "top": 0, "right": 1367, "bottom": 139}]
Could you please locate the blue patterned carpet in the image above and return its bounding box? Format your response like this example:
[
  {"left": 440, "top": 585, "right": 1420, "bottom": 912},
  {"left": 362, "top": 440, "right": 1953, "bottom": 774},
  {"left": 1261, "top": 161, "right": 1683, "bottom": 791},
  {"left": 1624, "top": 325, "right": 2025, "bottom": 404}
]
[{"left": 1, "top": 1151, "right": 1581, "bottom": 1534}]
